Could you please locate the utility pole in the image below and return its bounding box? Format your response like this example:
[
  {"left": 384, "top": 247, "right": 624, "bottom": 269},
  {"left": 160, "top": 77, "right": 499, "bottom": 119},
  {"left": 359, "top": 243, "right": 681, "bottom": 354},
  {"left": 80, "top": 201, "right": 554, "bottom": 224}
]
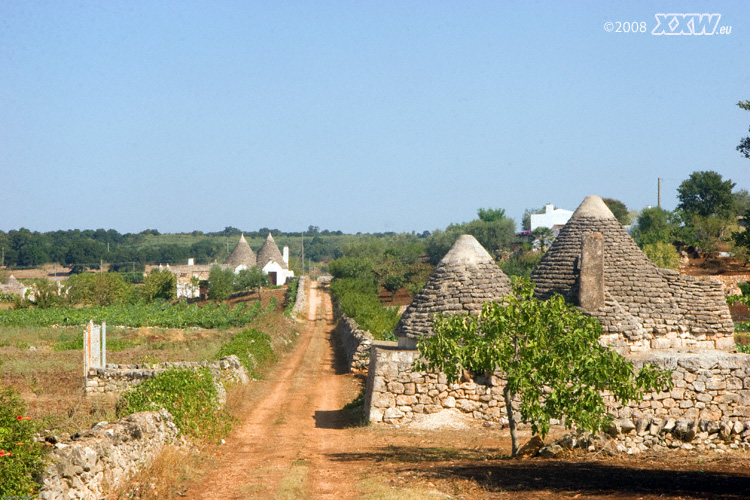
[
  {"left": 658, "top": 178, "right": 662, "bottom": 208},
  {"left": 301, "top": 231, "right": 305, "bottom": 276}
]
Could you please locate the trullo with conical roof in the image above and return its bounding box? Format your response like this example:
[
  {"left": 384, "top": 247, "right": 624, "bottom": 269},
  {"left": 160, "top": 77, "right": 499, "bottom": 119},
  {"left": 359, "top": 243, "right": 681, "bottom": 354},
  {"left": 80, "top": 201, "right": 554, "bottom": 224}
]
[
  {"left": 530, "top": 195, "right": 734, "bottom": 352},
  {"left": 395, "top": 234, "right": 512, "bottom": 349},
  {"left": 224, "top": 234, "right": 257, "bottom": 272},
  {"left": 257, "top": 233, "right": 287, "bottom": 270}
]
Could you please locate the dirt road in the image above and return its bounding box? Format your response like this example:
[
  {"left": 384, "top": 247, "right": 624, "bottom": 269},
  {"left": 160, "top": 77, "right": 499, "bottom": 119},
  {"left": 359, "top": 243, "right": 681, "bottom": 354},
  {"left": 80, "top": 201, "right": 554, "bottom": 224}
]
[
  {"left": 182, "top": 281, "right": 750, "bottom": 500},
  {"left": 185, "top": 280, "right": 364, "bottom": 500}
]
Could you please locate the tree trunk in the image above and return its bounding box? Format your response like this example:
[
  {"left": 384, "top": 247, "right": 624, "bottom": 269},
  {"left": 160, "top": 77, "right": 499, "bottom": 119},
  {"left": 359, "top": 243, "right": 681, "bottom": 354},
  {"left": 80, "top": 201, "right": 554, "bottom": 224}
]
[{"left": 504, "top": 384, "right": 519, "bottom": 456}]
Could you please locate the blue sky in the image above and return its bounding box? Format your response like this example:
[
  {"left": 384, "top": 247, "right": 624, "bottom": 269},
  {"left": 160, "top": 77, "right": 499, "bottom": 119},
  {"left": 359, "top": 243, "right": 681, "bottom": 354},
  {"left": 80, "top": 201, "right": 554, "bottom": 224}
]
[{"left": 2, "top": 1, "right": 748, "bottom": 234}]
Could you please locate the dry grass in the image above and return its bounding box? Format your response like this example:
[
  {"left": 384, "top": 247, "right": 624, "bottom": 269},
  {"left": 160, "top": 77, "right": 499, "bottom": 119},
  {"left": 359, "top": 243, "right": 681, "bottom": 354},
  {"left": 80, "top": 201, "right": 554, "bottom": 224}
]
[
  {"left": 108, "top": 444, "right": 215, "bottom": 500},
  {"left": 274, "top": 459, "right": 310, "bottom": 500}
]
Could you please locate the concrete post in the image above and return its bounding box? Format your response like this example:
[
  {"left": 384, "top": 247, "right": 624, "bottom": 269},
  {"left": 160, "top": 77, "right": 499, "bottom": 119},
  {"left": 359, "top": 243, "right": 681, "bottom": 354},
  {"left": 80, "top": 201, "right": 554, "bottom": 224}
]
[{"left": 579, "top": 233, "right": 605, "bottom": 311}]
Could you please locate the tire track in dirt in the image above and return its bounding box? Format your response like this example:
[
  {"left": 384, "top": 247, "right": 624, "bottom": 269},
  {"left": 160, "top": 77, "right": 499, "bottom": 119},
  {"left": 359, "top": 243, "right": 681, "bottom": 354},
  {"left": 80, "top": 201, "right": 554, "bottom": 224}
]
[{"left": 184, "top": 281, "right": 361, "bottom": 500}]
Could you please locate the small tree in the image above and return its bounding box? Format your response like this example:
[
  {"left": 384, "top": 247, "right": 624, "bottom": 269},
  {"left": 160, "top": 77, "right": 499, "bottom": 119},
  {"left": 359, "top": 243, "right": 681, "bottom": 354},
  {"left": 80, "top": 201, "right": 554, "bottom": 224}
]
[
  {"left": 207, "top": 265, "right": 235, "bottom": 301},
  {"left": 416, "top": 279, "right": 672, "bottom": 456},
  {"left": 142, "top": 269, "right": 176, "bottom": 303},
  {"left": 235, "top": 266, "right": 269, "bottom": 298},
  {"left": 632, "top": 207, "right": 678, "bottom": 247}
]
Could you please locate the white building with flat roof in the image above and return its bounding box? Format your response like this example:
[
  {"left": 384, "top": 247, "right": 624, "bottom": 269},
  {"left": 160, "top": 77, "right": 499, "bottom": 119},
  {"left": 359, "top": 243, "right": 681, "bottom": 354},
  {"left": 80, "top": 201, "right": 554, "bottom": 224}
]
[{"left": 530, "top": 203, "right": 573, "bottom": 234}]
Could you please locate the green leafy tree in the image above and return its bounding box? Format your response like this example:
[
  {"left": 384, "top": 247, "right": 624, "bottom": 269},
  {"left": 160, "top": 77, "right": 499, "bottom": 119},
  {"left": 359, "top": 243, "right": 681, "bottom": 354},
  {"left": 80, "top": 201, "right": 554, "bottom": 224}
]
[
  {"left": 602, "top": 198, "right": 631, "bottom": 225},
  {"left": 477, "top": 208, "right": 506, "bottom": 222},
  {"left": 632, "top": 207, "right": 678, "bottom": 247},
  {"left": 207, "top": 265, "right": 235, "bottom": 301},
  {"left": 416, "top": 279, "right": 672, "bottom": 456},
  {"left": 142, "top": 269, "right": 176, "bottom": 303},
  {"left": 677, "top": 171, "right": 736, "bottom": 219},
  {"left": 738, "top": 100, "right": 750, "bottom": 160},
  {"left": 734, "top": 189, "right": 750, "bottom": 216},
  {"left": 465, "top": 216, "right": 516, "bottom": 256},
  {"left": 235, "top": 266, "right": 269, "bottom": 298}
]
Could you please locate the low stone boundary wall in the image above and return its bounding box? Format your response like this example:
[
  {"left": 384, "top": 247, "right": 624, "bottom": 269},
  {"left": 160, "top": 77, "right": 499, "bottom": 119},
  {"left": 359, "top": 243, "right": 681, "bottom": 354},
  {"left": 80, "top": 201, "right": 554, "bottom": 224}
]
[
  {"left": 291, "top": 276, "right": 309, "bottom": 318},
  {"left": 85, "top": 355, "right": 249, "bottom": 400},
  {"left": 365, "top": 344, "right": 506, "bottom": 424},
  {"left": 39, "top": 410, "right": 179, "bottom": 500},
  {"left": 336, "top": 314, "right": 374, "bottom": 372},
  {"left": 365, "top": 344, "right": 750, "bottom": 454},
  {"left": 703, "top": 273, "right": 750, "bottom": 296}
]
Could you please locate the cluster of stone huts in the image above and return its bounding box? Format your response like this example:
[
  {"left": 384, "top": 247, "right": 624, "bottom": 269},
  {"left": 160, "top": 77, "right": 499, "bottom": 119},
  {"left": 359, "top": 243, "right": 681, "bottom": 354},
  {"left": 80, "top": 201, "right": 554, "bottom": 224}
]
[
  {"left": 167, "top": 233, "right": 295, "bottom": 298},
  {"left": 363, "top": 195, "right": 745, "bottom": 437}
]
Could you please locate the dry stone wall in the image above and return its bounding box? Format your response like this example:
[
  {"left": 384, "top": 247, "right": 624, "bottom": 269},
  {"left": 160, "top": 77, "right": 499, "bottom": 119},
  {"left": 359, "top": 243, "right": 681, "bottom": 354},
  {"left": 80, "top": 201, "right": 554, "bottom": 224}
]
[
  {"left": 39, "top": 410, "right": 179, "bottom": 500},
  {"left": 291, "top": 276, "right": 309, "bottom": 317},
  {"left": 85, "top": 355, "right": 249, "bottom": 402},
  {"left": 704, "top": 273, "right": 750, "bottom": 296},
  {"left": 365, "top": 344, "right": 510, "bottom": 425},
  {"left": 334, "top": 305, "right": 373, "bottom": 372},
  {"left": 365, "top": 344, "right": 750, "bottom": 454}
]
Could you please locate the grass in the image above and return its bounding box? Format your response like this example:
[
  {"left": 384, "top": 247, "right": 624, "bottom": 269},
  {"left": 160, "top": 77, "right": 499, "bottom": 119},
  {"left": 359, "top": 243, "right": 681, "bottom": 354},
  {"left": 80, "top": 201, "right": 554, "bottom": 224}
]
[
  {"left": 275, "top": 459, "right": 310, "bottom": 500},
  {"left": 110, "top": 444, "right": 216, "bottom": 500}
]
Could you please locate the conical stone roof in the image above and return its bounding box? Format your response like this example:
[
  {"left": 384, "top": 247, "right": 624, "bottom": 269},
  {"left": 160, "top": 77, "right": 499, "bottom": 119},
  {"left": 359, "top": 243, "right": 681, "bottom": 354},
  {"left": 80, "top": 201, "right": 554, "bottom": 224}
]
[
  {"left": 530, "top": 195, "right": 734, "bottom": 350},
  {"left": 224, "top": 234, "right": 257, "bottom": 268},
  {"left": 395, "top": 234, "right": 511, "bottom": 344},
  {"left": 257, "top": 233, "right": 286, "bottom": 270}
]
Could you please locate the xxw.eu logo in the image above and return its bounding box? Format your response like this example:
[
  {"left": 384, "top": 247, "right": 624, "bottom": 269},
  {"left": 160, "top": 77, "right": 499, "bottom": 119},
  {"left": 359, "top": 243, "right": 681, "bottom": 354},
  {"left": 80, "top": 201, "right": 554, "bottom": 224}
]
[{"left": 652, "top": 13, "right": 729, "bottom": 35}]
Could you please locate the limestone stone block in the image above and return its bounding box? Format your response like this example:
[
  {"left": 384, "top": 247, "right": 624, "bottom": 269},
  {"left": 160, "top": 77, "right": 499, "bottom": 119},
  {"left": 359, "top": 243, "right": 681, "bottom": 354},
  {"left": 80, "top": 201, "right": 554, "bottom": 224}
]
[
  {"left": 396, "top": 395, "right": 417, "bottom": 406},
  {"left": 383, "top": 408, "right": 405, "bottom": 420},
  {"left": 706, "top": 377, "right": 727, "bottom": 391}
]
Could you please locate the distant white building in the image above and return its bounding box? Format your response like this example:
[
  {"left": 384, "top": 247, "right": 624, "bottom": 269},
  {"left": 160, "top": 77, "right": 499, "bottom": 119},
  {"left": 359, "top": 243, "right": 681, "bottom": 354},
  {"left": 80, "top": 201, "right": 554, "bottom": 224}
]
[{"left": 530, "top": 203, "right": 573, "bottom": 236}]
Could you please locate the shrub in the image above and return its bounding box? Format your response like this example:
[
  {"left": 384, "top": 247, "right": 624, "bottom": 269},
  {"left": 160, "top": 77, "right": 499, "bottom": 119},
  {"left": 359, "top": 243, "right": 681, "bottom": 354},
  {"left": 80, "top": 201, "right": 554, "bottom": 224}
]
[
  {"left": 643, "top": 241, "right": 681, "bottom": 269},
  {"left": 216, "top": 329, "right": 276, "bottom": 379},
  {"left": 68, "top": 272, "right": 135, "bottom": 306},
  {"left": 499, "top": 251, "right": 544, "bottom": 277},
  {"left": 0, "top": 387, "right": 48, "bottom": 497},
  {"left": 117, "top": 368, "right": 232, "bottom": 440},
  {"left": 330, "top": 278, "right": 399, "bottom": 341}
]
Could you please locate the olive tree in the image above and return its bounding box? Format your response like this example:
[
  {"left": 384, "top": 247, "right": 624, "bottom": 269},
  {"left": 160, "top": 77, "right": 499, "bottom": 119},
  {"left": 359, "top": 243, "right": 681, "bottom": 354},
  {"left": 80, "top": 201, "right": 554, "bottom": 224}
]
[{"left": 416, "top": 279, "right": 672, "bottom": 456}]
